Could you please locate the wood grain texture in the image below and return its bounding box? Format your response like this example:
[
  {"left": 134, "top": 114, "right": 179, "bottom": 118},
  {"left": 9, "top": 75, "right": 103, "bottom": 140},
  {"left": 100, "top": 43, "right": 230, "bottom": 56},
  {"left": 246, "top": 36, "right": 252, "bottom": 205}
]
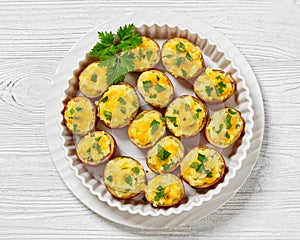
[{"left": 0, "top": 0, "right": 300, "bottom": 239}]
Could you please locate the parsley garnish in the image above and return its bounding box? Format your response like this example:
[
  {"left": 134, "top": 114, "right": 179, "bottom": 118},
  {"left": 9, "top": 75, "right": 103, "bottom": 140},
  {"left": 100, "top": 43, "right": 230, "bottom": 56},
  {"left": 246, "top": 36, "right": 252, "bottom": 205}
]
[
  {"left": 165, "top": 116, "right": 178, "bottom": 127},
  {"left": 176, "top": 42, "right": 186, "bottom": 53},
  {"left": 120, "top": 106, "right": 126, "bottom": 114},
  {"left": 182, "top": 69, "right": 187, "bottom": 79},
  {"left": 175, "top": 57, "right": 185, "bottom": 67},
  {"left": 146, "top": 50, "right": 153, "bottom": 61},
  {"left": 72, "top": 124, "right": 80, "bottom": 134},
  {"left": 101, "top": 96, "right": 108, "bottom": 103},
  {"left": 225, "top": 131, "right": 230, "bottom": 138},
  {"left": 143, "top": 80, "right": 152, "bottom": 92},
  {"left": 104, "top": 110, "right": 112, "bottom": 121},
  {"left": 236, "top": 123, "right": 241, "bottom": 128},
  {"left": 189, "top": 153, "right": 212, "bottom": 178},
  {"left": 205, "top": 86, "right": 213, "bottom": 96},
  {"left": 185, "top": 103, "right": 190, "bottom": 111},
  {"left": 154, "top": 185, "right": 167, "bottom": 201},
  {"left": 76, "top": 107, "right": 83, "bottom": 112},
  {"left": 157, "top": 145, "right": 171, "bottom": 161},
  {"left": 193, "top": 113, "right": 199, "bottom": 119},
  {"left": 132, "top": 100, "right": 138, "bottom": 108},
  {"left": 125, "top": 176, "right": 132, "bottom": 186},
  {"left": 216, "top": 75, "right": 222, "bottom": 80},
  {"left": 118, "top": 97, "right": 126, "bottom": 104},
  {"left": 173, "top": 109, "right": 179, "bottom": 114},
  {"left": 93, "top": 142, "right": 103, "bottom": 155},
  {"left": 225, "top": 114, "right": 232, "bottom": 129},
  {"left": 196, "top": 109, "right": 202, "bottom": 113},
  {"left": 215, "top": 124, "right": 223, "bottom": 134},
  {"left": 150, "top": 119, "right": 160, "bottom": 134},
  {"left": 91, "top": 74, "right": 97, "bottom": 83},
  {"left": 228, "top": 109, "right": 236, "bottom": 115},
  {"left": 137, "top": 48, "right": 144, "bottom": 61},
  {"left": 131, "top": 167, "right": 140, "bottom": 174},
  {"left": 70, "top": 108, "right": 75, "bottom": 115},
  {"left": 107, "top": 175, "right": 113, "bottom": 182},
  {"left": 136, "top": 113, "right": 144, "bottom": 120},
  {"left": 186, "top": 52, "right": 193, "bottom": 61},
  {"left": 95, "top": 137, "right": 101, "bottom": 142},
  {"left": 149, "top": 93, "right": 157, "bottom": 98},
  {"left": 154, "top": 84, "right": 166, "bottom": 93},
  {"left": 90, "top": 24, "right": 142, "bottom": 85},
  {"left": 162, "top": 163, "right": 170, "bottom": 172}
]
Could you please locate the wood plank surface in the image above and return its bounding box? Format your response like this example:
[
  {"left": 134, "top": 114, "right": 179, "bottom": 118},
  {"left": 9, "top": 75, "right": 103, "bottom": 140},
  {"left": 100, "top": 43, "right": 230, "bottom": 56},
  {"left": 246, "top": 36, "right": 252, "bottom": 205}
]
[{"left": 0, "top": 0, "right": 300, "bottom": 239}]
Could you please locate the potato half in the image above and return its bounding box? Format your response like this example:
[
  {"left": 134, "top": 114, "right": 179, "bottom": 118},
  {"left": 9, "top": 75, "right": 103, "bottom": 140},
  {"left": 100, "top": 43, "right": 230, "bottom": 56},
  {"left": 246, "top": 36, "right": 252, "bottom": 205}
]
[
  {"left": 145, "top": 173, "right": 184, "bottom": 207},
  {"left": 137, "top": 70, "right": 174, "bottom": 108},
  {"left": 103, "top": 157, "right": 146, "bottom": 199},
  {"left": 97, "top": 83, "right": 139, "bottom": 128},
  {"left": 76, "top": 131, "right": 116, "bottom": 166},
  {"left": 128, "top": 110, "right": 166, "bottom": 148},
  {"left": 165, "top": 95, "right": 207, "bottom": 137},
  {"left": 181, "top": 146, "right": 225, "bottom": 189},
  {"left": 161, "top": 37, "right": 204, "bottom": 80},
  {"left": 130, "top": 36, "right": 160, "bottom": 72},
  {"left": 193, "top": 67, "right": 236, "bottom": 104},
  {"left": 146, "top": 136, "right": 184, "bottom": 173},
  {"left": 205, "top": 108, "right": 245, "bottom": 148},
  {"left": 64, "top": 96, "right": 96, "bottom": 136},
  {"left": 79, "top": 61, "right": 110, "bottom": 98}
]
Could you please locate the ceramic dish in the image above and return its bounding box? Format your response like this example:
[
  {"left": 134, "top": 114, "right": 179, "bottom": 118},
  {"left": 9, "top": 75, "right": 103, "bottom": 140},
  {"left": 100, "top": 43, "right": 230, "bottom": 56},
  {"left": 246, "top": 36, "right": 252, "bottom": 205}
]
[{"left": 45, "top": 11, "right": 264, "bottom": 227}]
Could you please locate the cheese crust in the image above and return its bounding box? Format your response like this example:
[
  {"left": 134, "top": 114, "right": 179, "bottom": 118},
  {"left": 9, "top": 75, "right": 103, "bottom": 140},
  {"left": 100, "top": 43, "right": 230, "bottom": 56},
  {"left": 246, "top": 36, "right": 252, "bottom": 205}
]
[
  {"left": 128, "top": 110, "right": 166, "bottom": 148},
  {"left": 97, "top": 83, "right": 139, "bottom": 128},
  {"left": 205, "top": 108, "right": 244, "bottom": 148},
  {"left": 165, "top": 95, "right": 207, "bottom": 137},
  {"left": 76, "top": 131, "right": 116, "bottom": 166},
  {"left": 181, "top": 146, "right": 225, "bottom": 188},
  {"left": 145, "top": 173, "right": 184, "bottom": 207},
  {"left": 146, "top": 136, "right": 184, "bottom": 173},
  {"left": 64, "top": 96, "right": 96, "bottom": 136},
  {"left": 137, "top": 70, "right": 174, "bottom": 108},
  {"left": 193, "top": 68, "right": 236, "bottom": 103},
  {"left": 161, "top": 37, "right": 204, "bottom": 80},
  {"left": 103, "top": 157, "right": 146, "bottom": 199}
]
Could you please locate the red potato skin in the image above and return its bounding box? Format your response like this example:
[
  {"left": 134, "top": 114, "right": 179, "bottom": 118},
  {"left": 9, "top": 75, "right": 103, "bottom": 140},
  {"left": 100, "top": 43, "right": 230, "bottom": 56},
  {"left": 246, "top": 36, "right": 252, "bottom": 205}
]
[
  {"left": 161, "top": 37, "right": 205, "bottom": 81},
  {"left": 97, "top": 82, "right": 140, "bottom": 129},
  {"left": 132, "top": 36, "right": 161, "bottom": 73},
  {"left": 181, "top": 146, "right": 226, "bottom": 189},
  {"left": 128, "top": 110, "right": 166, "bottom": 149},
  {"left": 63, "top": 96, "right": 96, "bottom": 136},
  {"left": 145, "top": 136, "right": 185, "bottom": 174},
  {"left": 75, "top": 131, "right": 117, "bottom": 167},
  {"left": 136, "top": 69, "right": 174, "bottom": 109},
  {"left": 165, "top": 95, "right": 208, "bottom": 138},
  {"left": 104, "top": 156, "right": 146, "bottom": 200},
  {"left": 204, "top": 108, "right": 245, "bottom": 148},
  {"left": 193, "top": 69, "right": 236, "bottom": 105}
]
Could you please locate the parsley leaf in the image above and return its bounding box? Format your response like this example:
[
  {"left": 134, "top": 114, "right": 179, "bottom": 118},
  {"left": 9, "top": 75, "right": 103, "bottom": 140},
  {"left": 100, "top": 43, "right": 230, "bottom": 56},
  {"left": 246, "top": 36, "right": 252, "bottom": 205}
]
[
  {"left": 146, "top": 50, "right": 153, "bottom": 61},
  {"left": 118, "top": 97, "right": 126, "bottom": 104},
  {"left": 175, "top": 57, "right": 185, "bottom": 67},
  {"left": 182, "top": 69, "right": 187, "bottom": 79},
  {"left": 205, "top": 86, "right": 213, "bottom": 96},
  {"left": 90, "top": 24, "right": 142, "bottom": 85},
  {"left": 72, "top": 124, "right": 80, "bottom": 134},
  {"left": 91, "top": 74, "right": 97, "bottom": 82},
  {"left": 173, "top": 109, "right": 179, "bottom": 114},
  {"left": 150, "top": 119, "right": 160, "bottom": 134},
  {"left": 104, "top": 110, "right": 112, "bottom": 121},
  {"left": 93, "top": 142, "right": 103, "bottom": 155},
  {"left": 70, "top": 108, "right": 75, "bottom": 115},
  {"left": 197, "top": 153, "right": 207, "bottom": 162},
  {"left": 154, "top": 185, "right": 167, "bottom": 201},
  {"left": 125, "top": 175, "right": 132, "bottom": 186},
  {"left": 162, "top": 164, "right": 171, "bottom": 172},
  {"left": 143, "top": 80, "right": 152, "bottom": 92},
  {"left": 225, "top": 131, "right": 230, "bottom": 138},
  {"left": 149, "top": 93, "right": 157, "bottom": 98},
  {"left": 131, "top": 167, "right": 140, "bottom": 174},
  {"left": 101, "top": 96, "right": 108, "bottom": 103},
  {"left": 120, "top": 106, "right": 126, "bottom": 114},
  {"left": 176, "top": 42, "right": 186, "bottom": 53},
  {"left": 215, "top": 124, "right": 223, "bottom": 134},
  {"left": 157, "top": 145, "right": 171, "bottom": 161},
  {"left": 154, "top": 84, "right": 166, "bottom": 93},
  {"left": 225, "top": 114, "right": 232, "bottom": 129},
  {"left": 186, "top": 52, "right": 193, "bottom": 61},
  {"left": 185, "top": 103, "right": 190, "bottom": 111},
  {"left": 106, "top": 175, "right": 113, "bottom": 182},
  {"left": 228, "top": 109, "right": 236, "bottom": 115},
  {"left": 136, "top": 113, "right": 144, "bottom": 120}
]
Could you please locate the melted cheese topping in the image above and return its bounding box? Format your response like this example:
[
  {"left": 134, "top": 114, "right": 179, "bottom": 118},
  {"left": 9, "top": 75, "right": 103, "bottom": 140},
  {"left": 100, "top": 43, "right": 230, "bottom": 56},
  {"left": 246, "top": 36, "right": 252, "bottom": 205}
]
[
  {"left": 130, "top": 37, "right": 160, "bottom": 72},
  {"left": 64, "top": 97, "right": 95, "bottom": 135},
  {"left": 145, "top": 174, "right": 184, "bottom": 207},
  {"left": 128, "top": 110, "right": 166, "bottom": 148},
  {"left": 137, "top": 70, "right": 174, "bottom": 108},
  {"left": 146, "top": 136, "right": 184, "bottom": 173},
  {"left": 162, "top": 38, "right": 204, "bottom": 79},
  {"left": 206, "top": 108, "right": 244, "bottom": 148},
  {"left": 79, "top": 62, "right": 109, "bottom": 98},
  {"left": 76, "top": 131, "right": 114, "bottom": 165},
  {"left": 103, "top": 157, "right": 145, "bottom": 199},
  {"left": 180, "top": 146, "right": 225, "bottom": 188},
  {"left": 165, "top": 95, "right": 207, "bottom": 137},
  {"left": 194, "top": 68, "right": 235, "bottom": 103},
  {"left": 98, "top": 84, "right": 139, "bottom": 128}
]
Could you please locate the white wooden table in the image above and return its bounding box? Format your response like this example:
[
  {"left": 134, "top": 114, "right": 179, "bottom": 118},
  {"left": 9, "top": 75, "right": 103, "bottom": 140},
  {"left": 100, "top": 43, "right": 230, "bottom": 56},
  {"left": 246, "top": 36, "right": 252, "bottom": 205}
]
[{"left": 1, "top": 1, "right": 299, "bottom": 239}]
